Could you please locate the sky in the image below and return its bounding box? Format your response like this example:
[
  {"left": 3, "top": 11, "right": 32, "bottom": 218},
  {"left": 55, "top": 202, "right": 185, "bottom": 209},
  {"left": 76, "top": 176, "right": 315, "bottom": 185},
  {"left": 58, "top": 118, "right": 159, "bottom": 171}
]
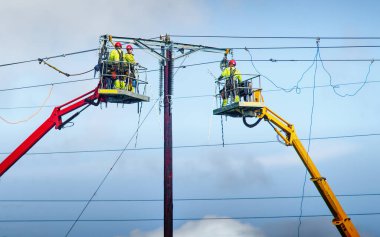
[{"left": 1, "top": 0, "right": 380, "bottom": 236}]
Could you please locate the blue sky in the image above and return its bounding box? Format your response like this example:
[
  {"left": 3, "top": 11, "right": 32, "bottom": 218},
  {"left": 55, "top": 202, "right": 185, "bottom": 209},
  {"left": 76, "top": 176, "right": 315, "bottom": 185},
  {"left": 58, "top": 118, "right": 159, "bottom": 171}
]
[{"left": 1, "top": 0, "right": 380, "bottom": 236}]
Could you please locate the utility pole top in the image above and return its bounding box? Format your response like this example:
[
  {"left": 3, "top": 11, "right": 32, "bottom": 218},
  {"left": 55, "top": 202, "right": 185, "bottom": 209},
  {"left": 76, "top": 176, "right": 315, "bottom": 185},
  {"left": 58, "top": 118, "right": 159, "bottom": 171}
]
[{"left": 160, "top": 34, "right": 171, "bottom": 43}]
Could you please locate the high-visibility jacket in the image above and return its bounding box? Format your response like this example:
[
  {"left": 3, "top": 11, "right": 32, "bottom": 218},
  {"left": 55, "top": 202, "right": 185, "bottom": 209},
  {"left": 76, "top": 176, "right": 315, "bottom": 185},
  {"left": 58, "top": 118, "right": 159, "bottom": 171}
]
[
  {"left": 109, "top": 49, "right": 124, "bottom": 61},
  {"left": 124, "top": 53, "right": 136, "bottom": 64},
  {"left": 221, "top": 67, "right": 242, "bottom": 83}
]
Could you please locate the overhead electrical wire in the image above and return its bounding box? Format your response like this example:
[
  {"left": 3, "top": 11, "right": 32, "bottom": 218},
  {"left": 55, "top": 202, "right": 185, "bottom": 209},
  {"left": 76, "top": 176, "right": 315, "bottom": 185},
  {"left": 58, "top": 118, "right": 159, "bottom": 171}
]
[
  {"left": 37, "top": 58, "right": 94, "bottom": 77},
  {"left": 1, "top": 45, "right": 379, "bottom": 69},
  {"left": 1, "top": 78, "right": 380, "bottom": 110},
  {"left": 232, "top": 45, "right": 380, "bottom": 50},
  {"left": 1, "top": 212, "right": 380, "bottom": 223},
  {"left": 0, "top": 85, "right": 54, "bottom": 124},
  {"left": 1, "top": 132, "right": 379, "bottom": 156},
  {"left": 170, "top": 35, "right": 380, "bottom": 40},
  {"left": 243, "top": 50, "right": 376, "bottom": 96},
  {"left": 0, "top": 77, "right": 96, "bottom": 92},
  {"left": 0, "top": 56, "right": 378, "bottom": 94},
  {"left": 0, "top": 48, "right": 98, "bottom": 68},
  {"left": 1, "top": 193, "right": 380, "bottom": 203},
  {"left": 319, "top": 51, "right": 375, "bottom": 97},
  {"left": 64, "top": 98, "right": 160, "bottom": 237},
  {"left": 1, "top": 41, "right": 379, "bottom": 234},
  {"left": 297, "top": 40, "right": 319, "bottom": 236}
]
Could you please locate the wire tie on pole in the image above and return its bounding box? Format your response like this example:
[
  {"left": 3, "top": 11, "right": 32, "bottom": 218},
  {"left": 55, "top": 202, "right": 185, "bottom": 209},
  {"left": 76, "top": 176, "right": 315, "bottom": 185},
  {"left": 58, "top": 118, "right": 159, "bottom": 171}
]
[{"left": 316, "top": 37, "right": 321, "bottom": 45}]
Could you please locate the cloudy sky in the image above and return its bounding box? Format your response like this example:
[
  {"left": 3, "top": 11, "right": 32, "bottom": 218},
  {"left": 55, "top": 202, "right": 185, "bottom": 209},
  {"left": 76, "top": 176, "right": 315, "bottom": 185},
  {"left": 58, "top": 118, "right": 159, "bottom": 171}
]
[{"left": 1, "top": 0, "right": 380, "bottom": 236}]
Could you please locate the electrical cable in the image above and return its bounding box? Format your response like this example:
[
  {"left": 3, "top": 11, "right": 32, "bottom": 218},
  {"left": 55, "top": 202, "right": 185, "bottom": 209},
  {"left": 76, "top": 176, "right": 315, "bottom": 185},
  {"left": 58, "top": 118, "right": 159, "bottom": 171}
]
[
  {"left": 297, "top": 40, "right": 319, "bottom": 237},
  {"left": 244, "top": 48, "right": 293, "bottom": 93},
  {"left": 3, "top": 76, "right": 380, "bottom": 110},
  {"left": 1, "top": 212, "right": 380, "bottom": 223},
  {"left": 0, "top": 77, "right": 96, "bottom": 92},
  {"left": 37, "top": 58, "right": 94, "bottom": 77},
  {"left": 240, "top": 59, "right": 380, "bottom": 62},
  {"left": 232, "top": 45, "right": 380, "bottom": 50},
  {"left": 0, "top": 48, "right": 98, "bottom": 68},
  {"left": 243, "top": 48, "right": 377, "bottom": 96},
  {"left": 0, "top": 105, "right": 56, "bottom": 110},
  {"left": 1, "top": 40, "right": 379, "bottom": 236},
  {"left": 134, "top": 71, "right": 149, "bottom": 148},
  {"left": 2, "top": 192, "right": 380, "bottom": 203},
  {"left": 0, "top": 85, "right": 53, "bottom": 124},
  {"left": 318, "top": 52, "right": 375, "bottom": 97},
  {"left": 0, "top": 59, "right": 378, "bottom": 93},
  {"left": 64, "top": 97, "right": 160, "bottom": 237},
  {"left": 170, "top": 35, "right": 380, "bottom": 40},
  {"left": 173, "top": 55, "right": 189, "bottom": 77},
  {"left": 1, "top": 132, "right": 379, "bottom": 156}
]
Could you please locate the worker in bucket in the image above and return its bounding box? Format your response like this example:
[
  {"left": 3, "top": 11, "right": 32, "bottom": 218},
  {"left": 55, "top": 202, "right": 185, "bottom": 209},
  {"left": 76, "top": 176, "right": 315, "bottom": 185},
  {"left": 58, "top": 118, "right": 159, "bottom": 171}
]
[
  {"left": 124, "top": 44, "right": 137, "bottom": 92},
  {"left": 218, "top": 59, "right": 242, "bottom": 106},
  {"left": 109, "top": 42, "right": 127, "bottom": 90}
]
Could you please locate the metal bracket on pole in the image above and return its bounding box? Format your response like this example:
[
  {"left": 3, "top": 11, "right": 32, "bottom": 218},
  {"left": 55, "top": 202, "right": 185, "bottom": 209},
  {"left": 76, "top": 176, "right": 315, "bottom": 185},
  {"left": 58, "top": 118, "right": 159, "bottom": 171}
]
[
  {"left": 134, "top": 39, "right": 166, "bottom": 61},
  {"left": 173, "top": 48, "right": 202, "bottom": 60}
]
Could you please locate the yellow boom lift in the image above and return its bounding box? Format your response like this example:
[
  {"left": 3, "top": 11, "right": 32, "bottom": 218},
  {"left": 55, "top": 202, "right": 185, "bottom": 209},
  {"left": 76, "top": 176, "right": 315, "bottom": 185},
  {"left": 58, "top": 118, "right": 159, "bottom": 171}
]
[{"left": 213, "top": 56, "right": 360, "bottom": 236}]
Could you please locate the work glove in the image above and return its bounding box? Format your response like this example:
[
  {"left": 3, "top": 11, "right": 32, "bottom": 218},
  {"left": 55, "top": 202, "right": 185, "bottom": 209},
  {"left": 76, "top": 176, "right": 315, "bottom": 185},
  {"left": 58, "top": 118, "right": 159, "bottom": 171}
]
[{"left": 94, "top": 64, "right": 101, "bottom": 78}]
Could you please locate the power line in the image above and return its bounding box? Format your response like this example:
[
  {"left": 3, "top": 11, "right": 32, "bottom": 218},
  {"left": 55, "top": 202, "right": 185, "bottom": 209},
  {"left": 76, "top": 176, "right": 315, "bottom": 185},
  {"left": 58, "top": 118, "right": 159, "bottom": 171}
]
[
  {"left": 0, "top": 77, "right": 97, "bottom": 92},
  {"left": 1, "top": 132, "right": 379, "bottom": 156},
  {"left": 0, "top": 48, "right": 98, "bottom": 68},
  {"left": 0, "top": 57, "right": 378, "bottom": 94},
  {"left": 170, "top": 35, "right": 380, "bottom": 40},
  {"left": 1, "top": 44, "right": 379, "bottom": 69},
  {"left": 0, "top": 85, "right": 54, "bottom": 124},
  {"left": 1, "top": 193, "right": 379, "bottom": 203},
  {"left": 1, "top": 77, "right": 380, "bottom": 108},
  {"left": 0, "top": 105, "right": 56, "bottom": 110},
  {"left": 319, "top": 51, "right": 375, "bottom": 97},
  {"left": 298, "top": 40, "right": 320, "bottom": 236},
  {"left": 1, "top": 212, "right": 379, "bottom": 223},
  {"left": 239, "top": 59, "right": 380, "bottom": 62},
  {"left": 173, "top": 59, "right": 380, "bottom": 71},
  {"left": 233, "top": 45, "right": 380, "bottom": 50},
  {"left": 64, "top": 98, "right": 160, "bottom": 237}
]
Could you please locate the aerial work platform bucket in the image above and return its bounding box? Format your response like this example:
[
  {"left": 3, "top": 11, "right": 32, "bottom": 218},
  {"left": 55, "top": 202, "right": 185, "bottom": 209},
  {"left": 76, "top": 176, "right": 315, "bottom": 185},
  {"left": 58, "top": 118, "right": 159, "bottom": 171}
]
[
  {"left": 213, "top": 101, "right": 264, "bottom": 117},
  {"left": 96, "top": 35, "right": 150, "bottom": 105},
  {"left": 213, "top": 74, "right": 264, "bottom": 118},
  {"left": 98, "top": 89, "right": 150, "bottom": 104}
]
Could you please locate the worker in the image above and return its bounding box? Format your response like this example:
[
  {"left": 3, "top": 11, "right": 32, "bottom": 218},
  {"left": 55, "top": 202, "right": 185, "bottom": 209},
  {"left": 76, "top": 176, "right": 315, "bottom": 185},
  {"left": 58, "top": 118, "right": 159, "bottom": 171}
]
[
  {"left": 109, "top": 42, "right": 126, "bottom": 90},
  {"left": 124, "top": 44, "right": 137, "bottom": 92},
  {"left": 218, "top": 59, "right": 242, "bottom": 106},
  {"left": 124, "top": 45, "right": 136, "bottom": 64}
]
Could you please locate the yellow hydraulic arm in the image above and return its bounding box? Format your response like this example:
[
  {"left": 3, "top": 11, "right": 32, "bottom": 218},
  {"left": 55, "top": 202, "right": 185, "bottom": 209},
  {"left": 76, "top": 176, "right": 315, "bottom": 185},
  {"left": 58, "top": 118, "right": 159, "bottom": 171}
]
[{"left": 256, "top": 106, "right": 360, "bottom": 237}]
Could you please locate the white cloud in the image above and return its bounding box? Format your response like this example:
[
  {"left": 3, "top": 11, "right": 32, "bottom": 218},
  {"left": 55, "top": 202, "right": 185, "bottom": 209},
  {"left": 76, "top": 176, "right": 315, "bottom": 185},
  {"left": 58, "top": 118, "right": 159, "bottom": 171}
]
[{"left": 126, "top": 216, "right": 265, "bottom": 237}]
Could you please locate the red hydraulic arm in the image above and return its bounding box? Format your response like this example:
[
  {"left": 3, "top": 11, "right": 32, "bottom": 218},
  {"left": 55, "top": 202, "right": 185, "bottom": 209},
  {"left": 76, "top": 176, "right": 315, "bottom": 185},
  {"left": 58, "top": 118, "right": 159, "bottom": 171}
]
[{"left": 0, "top": 87, "right": 100, "bottom": 177}]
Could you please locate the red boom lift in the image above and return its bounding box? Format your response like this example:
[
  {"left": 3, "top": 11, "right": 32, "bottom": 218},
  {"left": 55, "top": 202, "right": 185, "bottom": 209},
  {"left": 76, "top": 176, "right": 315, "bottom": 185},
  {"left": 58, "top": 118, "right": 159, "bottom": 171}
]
[{"left": 0, "top": 36, "right": 150, "bottom": 177}]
